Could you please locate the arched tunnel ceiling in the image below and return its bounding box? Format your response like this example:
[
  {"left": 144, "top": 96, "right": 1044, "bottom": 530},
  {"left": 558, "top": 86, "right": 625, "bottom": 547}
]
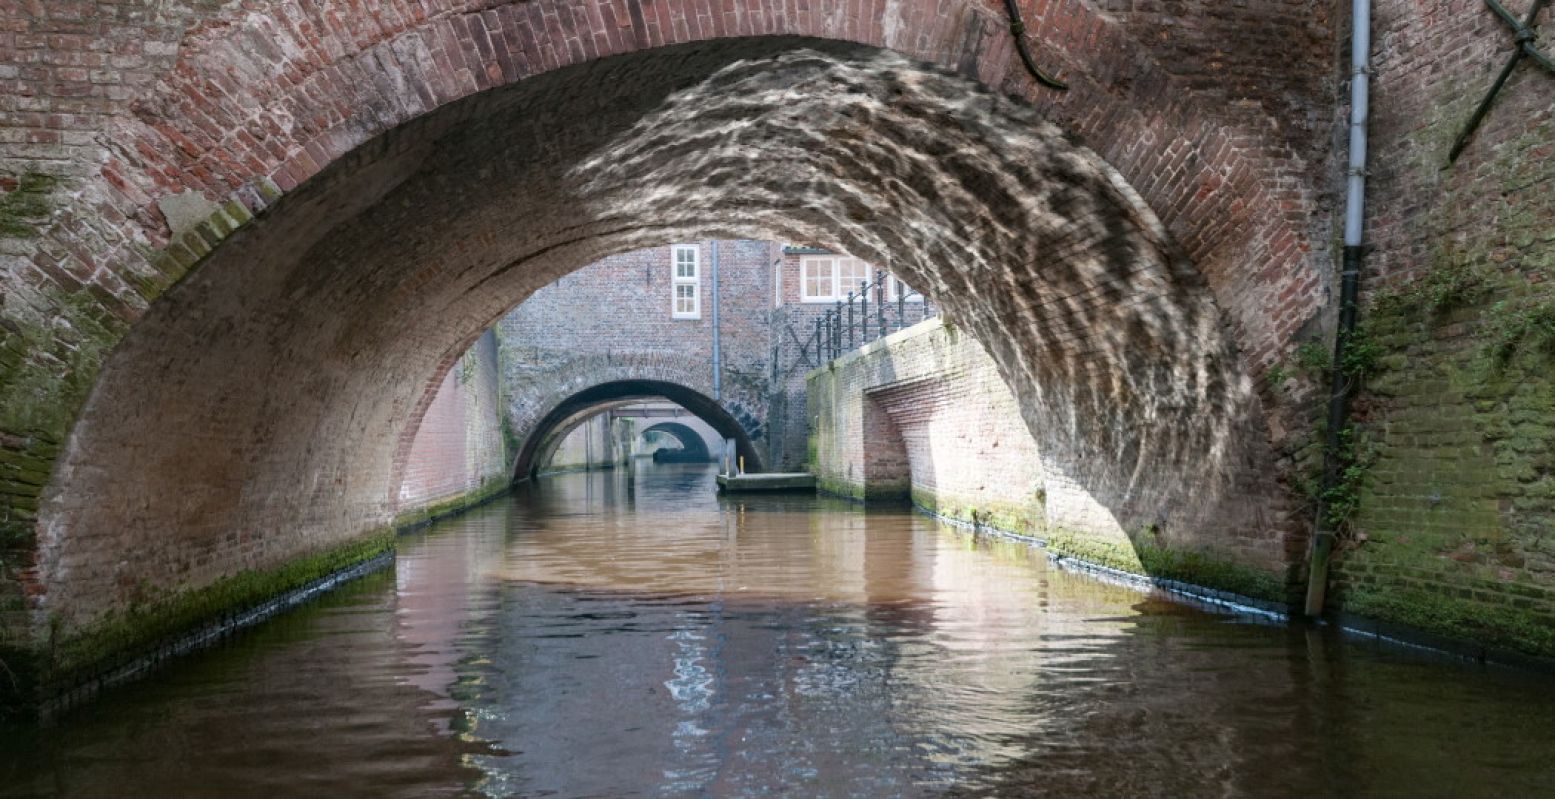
[{"left": 38, "top": 38, "right": 1283, "bottom": 632}]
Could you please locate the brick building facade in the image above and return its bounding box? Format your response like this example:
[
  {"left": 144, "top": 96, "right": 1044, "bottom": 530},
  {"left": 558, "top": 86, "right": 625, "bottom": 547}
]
[
  {"left": 496, "top": 239, "right": 779, "bottom": 472},
  {"left": 768, "top": 246, "right": 938, "bottom": 470},
  {"left": 495, "top": 239, "right": 928, "bottom": 474}
]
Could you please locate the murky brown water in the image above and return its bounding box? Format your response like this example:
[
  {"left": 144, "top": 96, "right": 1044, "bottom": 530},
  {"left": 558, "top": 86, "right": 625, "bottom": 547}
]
[{"left": 4, "top": 462, "right": 1555, "bottom": 797}]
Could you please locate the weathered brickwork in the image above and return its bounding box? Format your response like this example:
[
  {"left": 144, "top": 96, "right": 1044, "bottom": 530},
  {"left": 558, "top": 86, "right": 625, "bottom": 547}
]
[
  {"left": 810, "top": 318, "right": 1291, "bottom": 601},
  {"left": 396, "top": 329, "right": 508, "bottom": 513},
  {"left": 0, "top": 0, "right": 1343, "bottom": 705},
  {"left": 766, "top": 246, "right": 939, "bottom": 470},
  {"left": 545, "top": 413, "right": 635, "bottom": 472},
  {"left": 1314, "top": 1, "right": 1555, "bottom": 659},
  {"left": 542, "top": 406, "right": 721, "bottom": 470},
  {"left": 497, "top": 241, "right": 776, "bottom": 475}
]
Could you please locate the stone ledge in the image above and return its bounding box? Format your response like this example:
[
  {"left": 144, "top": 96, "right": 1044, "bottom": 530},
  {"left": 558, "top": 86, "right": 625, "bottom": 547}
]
[
  {"left": 716, "top": 472, "right": 816, "bottom": 492},
  {"left": 2, "top": 529, "right": 396, "bottom": 721}
]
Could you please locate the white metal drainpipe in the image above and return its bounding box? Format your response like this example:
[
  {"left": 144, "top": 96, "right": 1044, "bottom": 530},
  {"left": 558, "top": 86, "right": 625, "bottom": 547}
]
[
  {"left": 711, "top": 239, "right": 722, "bottom": 402},
  {"left": 1306, "top": 0, "right": 1372, "bottom": 617}
]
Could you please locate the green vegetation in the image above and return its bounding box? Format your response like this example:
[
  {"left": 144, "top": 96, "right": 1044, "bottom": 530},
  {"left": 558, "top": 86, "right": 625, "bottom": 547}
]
[
  {"left": 1371, "top": 254, "right": 1490, "bottom": 318},
  {"left": 392, "top": 477, "right": 511, "bottom": 530},
  {"left": 1339, "top": 325, "right": 1382, "bottom": 379},
  {"left": 1484, "top": 300, "right": 1555, "bottom": 362},
  {"left": 1263, "top": 361, "right": 1289, "bottom": 389},
  {"left": 0, "top": 173, "right": 58, "bottom": 238},
  {"left": 1302, "top": 424, "right": 1381, "bottom": 531},
  {"left": 1044, "top": 529, "right": 1291, "bottom": 605},
  {"left": 1343, "top": 584, "right": 1555, "bottom": 660},
  {"left": 1292, "top": 340, "right": 1330, "bottom": 377},
  {"left": 911, "top": 488, "right": 1043, "bottom": 538},
  {"left": 44, "top": 529, "right": 396, "bottom": 686}
]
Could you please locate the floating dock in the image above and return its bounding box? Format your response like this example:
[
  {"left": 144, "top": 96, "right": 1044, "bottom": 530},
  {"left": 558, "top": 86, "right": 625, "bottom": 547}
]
[{"left": 715, "top": 472, "right": 817, "bottom": 493}]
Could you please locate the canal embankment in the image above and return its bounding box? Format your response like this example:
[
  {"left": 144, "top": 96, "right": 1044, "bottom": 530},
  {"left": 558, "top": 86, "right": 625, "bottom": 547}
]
[{"left": 806, "top": 317, "right": 1555, "bottom": 668}]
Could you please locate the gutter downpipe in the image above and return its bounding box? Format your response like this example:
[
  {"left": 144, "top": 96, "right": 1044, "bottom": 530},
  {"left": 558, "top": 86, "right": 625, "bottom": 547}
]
[
  {"left": 711, "top": 240, "right": 722, "bottom": 402},
  {"left": 1305, "top": 0, "right": 1371, "bottom": 617}
]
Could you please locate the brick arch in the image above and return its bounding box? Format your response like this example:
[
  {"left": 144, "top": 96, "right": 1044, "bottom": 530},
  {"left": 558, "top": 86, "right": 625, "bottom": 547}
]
[
  {"left": 639, "top": 423, "right": 715, "bottom": 462},
  {"left": 495, "top": 349, "right": 766, "bottom": 481},
  {"left": 55, "top": 0, "right": 1320, "bottom": 377},
  {"left": 512, "top": 381, "right": 761, "bottom": 479},
  {"left": 501, "top": 351, "right": 765, "bottom": 451},
  {"left": 2, "top": 6, "right": 1328, "bottom": 689}
]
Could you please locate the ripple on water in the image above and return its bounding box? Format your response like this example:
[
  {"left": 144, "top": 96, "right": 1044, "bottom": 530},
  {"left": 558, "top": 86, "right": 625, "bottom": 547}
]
[{"left": 4, "top": 462, "right": 1555, "bottom": 798}]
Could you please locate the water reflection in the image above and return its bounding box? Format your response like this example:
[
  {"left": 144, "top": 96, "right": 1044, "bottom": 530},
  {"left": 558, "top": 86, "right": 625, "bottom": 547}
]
[{"left": 4, "top": 462, "right": 1555, "bottom": 797}]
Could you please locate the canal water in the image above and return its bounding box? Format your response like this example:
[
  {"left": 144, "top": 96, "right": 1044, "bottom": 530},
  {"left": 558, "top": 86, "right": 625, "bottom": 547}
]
[{"left": 4, "top": 462, "right": 1555, "bottom": 797}]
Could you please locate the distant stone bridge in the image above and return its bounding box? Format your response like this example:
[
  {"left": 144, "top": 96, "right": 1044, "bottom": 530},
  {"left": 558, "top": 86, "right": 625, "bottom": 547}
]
[{"left": 499, "top": 349, "right": 767, "bottom": 479}]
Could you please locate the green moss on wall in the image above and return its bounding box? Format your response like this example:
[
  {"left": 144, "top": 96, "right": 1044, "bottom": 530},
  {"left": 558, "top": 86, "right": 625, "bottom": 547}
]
[
  {"left": 911, "top": 484, "right": 1290, "bottom": 606},
  {"left": 392, "top": 477, "right": 511, "bottom": 530},
  {"left": 0, "top": 173, "right": 58, "bottom": 238},
  {"left": 1342, "top": 583, "right": 1555, "bottom": 660},
  {"left": 0, "top": 182, "right": 259, "bottom": 546},
  {"left": 1044, "top": 530, "right": 1292, "bottom": 605},
  {"left": 815, "top": 475, "right": 909, "bottom": 503},
  {"left": 911, "top": 488, "right": 1044, "bottom": 541},
  {"left": 1335, "top": 148, "right": 1555, "bottom": 656},
  {"left": 42, "top": 528, "right": 395, "bottom": 688}
]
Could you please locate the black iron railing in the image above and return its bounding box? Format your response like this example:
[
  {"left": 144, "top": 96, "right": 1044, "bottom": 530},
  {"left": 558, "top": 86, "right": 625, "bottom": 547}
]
[{"left": 784, "top": 270, "right": 936, "bottom": 369}]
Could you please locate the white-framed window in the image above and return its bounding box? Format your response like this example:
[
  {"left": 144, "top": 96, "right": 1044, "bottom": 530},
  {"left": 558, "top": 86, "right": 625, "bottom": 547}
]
[
  {"left": 672, "top": 244, "right": 700, "bottom": 319},
  {"left": 885, "top": 275, "right": 925, "bottom": 302},
  {"left": 839, "top": 258, "right": 869, "bottom": 298},
  {"left": 801, "top": 256, "right": 833, "bottom": 302},
  {"left": 800, "top": 255, "right": 874, "bottom": 302}
]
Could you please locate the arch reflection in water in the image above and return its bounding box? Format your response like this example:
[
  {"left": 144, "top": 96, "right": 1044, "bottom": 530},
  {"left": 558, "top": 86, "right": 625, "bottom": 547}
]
[
  {"left": 395, "top": 464, "right": 1555, "bottom": 797},
  {"left": 7, "top": 462, "right": 1555, "bottom": 797}
]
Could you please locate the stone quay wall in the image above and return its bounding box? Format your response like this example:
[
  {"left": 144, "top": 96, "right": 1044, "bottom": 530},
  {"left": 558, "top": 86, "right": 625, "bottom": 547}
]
[
  {"left": 807, "top": 318, "right": 1289, "bottom": 603},
  {"left": 1311, "top": 0, "right": 1555, "bottom": 661},
  {"left": 394, "top": 329, "right": 510, "bottom": 526}
]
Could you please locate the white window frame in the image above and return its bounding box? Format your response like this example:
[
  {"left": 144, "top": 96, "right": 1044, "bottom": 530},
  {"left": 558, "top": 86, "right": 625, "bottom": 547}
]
[
  {"left": 672, "top": 244, "right": 700, "bottom": 319},
  {"left": 836, "top": 257, "right": 870, "bottom": 300},
  {"left": 801, "top": 255, "right": 873, "bottom": 303},
  {"left": 798, "top": 255, "right": 916, "bottom": 304},
  {"left": 885, "top": 274, "right": 925, "bottom": 302},
  {"left": 800, "top": 256, "right": 835, "bottom": 303}
]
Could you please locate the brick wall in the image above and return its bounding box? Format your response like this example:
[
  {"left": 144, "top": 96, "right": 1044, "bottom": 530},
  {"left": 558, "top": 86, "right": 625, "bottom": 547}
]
[
  {"left": 767, "top": 247, "right": 939, "bottom": 470},
  {"left": 1309, "top": 0, "right": 1555, "bottom": 660},
  {"left": 811, "top": 318, "right": 1292, "bottom": 602},
  {"left": 497, "top": 240, "right": 778, "bottom": 471},
  {"left": 545, "top": 415, "right": 632, "bottom": 472},
  {"left": 396, "top": 329, "right": 507, "bottom": 511}
]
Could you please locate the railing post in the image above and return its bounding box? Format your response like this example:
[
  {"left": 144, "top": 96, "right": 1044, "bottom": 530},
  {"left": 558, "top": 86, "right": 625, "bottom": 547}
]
[
  {"left": 846, "top": 290, "right": 855, "bottom": 349},
  {"left": 896, "top": 289, "right": 904, "bottom": 332},
  {"left": 832, "top": 300, "right": 842, "bottom": 355},
  {"left": 875, "top": 270, "right": 887, "bottom": 340},
  {"left": 859, "top": 284, "right": 868, "bottom": 346},
  {"left": 814, "top": 316, "right": 824, "bottom": 362}
]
